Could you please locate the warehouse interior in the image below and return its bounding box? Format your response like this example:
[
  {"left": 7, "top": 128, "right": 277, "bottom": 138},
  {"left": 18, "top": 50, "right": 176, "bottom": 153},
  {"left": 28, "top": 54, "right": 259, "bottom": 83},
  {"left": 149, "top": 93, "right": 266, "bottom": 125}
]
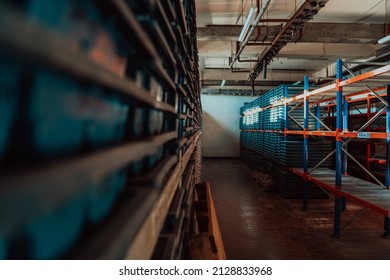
[{"left": 2, "top": 0, "right": 390, "bottom": 260}]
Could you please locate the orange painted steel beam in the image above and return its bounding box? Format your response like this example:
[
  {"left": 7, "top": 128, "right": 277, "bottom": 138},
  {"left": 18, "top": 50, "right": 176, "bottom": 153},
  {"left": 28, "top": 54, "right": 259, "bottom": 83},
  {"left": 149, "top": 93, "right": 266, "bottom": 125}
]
[
  {"left": 294, "top": 83, "right": 337, "bottom": 102},
  {"left": 284, "top": 130, "right": 335, "bottom": 137},
  {"left": 339, "top": 64, "right": 390, "bottom": 87},
  {"left": 284, "top": 130, "right": 305, "bottom": 135},
  {"left": 321, "top": 87, "right": 387, "bottom": 105},
  {"left": 244, "top": 64, "right": 390, "bottom": 117},
  {"left": 242, "top": 129, "right": 283, "bottom": 133},
  {"left": 368, "top": 158, "right": 386, "bottom": 165},
  {"left": 289, "top": 168, "right": 390, "bottom": 217},
  {"left": 283, "top": 130, "right": 388, "bottom": 139},
  {"left": 306, "top": 131, "right": 337, "bottom": 137},
  {"left": 341, "top": 131, "right": 388, "bottom": 139},
  {"left": 346, "top": 86, "right": 387, "bottom": 99}
]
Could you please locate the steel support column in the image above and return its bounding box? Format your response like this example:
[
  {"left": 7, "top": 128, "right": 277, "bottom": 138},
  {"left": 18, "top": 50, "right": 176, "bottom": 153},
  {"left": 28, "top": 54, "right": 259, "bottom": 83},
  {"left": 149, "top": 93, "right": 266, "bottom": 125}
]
[
  {"left": 334, "top": 59, "right": 343, "bottom": 237},
  {"left": 385, "top": 217, "right": 390, "bottom": 237},
  {"left": 342, "top": 96, "right": 348, "bottom": 174},
  {"left": 284, "top": 85, "right": 288, "bottom": 141},
  {"left": 303, "top": 76, "right": 309, "bottom": 211},
  {"left": 367, "top": 98, "right": 372, "bottom": 182},
  {"left": 386, "top": 85, "right": 390, "bottom": 189},
  {"left": 342, "top": 95, "right": 348, "bottom": 211},
  {"left": 316, "top": 103, "right": 321, "bottom": 130},
  {"left": 385, "top": 85, "right": 390, "bottom": 237}
]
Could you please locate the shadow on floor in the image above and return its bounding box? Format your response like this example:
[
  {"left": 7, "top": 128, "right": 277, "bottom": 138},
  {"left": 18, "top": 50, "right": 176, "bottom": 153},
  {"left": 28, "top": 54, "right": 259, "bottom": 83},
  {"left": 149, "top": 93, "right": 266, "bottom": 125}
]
[{"left": 202, "top": 158, "right": 390, "bottom": 260}]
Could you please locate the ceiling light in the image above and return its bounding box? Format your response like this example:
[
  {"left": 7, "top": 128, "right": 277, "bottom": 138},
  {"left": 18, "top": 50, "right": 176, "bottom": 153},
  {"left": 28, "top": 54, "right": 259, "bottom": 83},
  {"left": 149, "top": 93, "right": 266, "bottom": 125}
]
[
  {"left": 378, "top": 34, "right": 390, "bottom": 44},
  {"left": 238, "top": 7, "right": 258, "bottom": 42}
]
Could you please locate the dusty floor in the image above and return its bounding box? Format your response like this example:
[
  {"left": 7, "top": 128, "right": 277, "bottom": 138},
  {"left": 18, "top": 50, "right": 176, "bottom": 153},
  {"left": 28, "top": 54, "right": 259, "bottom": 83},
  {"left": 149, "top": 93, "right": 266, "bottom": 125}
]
[{"left": 202, "top": 158, "right": 390, "bottom": 260}]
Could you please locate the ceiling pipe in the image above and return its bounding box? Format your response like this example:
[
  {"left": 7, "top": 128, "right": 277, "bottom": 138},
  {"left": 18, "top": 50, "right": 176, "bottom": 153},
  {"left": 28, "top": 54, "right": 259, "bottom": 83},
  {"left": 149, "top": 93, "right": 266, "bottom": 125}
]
[
  {"left": 255, "top": 19, "right": 289, "bottom": 23},
  {"left": 237, "top": 57, "right": 259, "bottom": 62},
  {"left": 229, "top": 0, "right": 271, "bottom": 69},
  {"left": 231, "top": 42, "right": 258, "bottom": 63},
  {"left": 232, "top": 68, "right": 252, "bottom": 72},
  {"left": 227, "top": 59, "right": 252, "bottom": 71},
  {"left": 246, "top": 42, "right": 272, "bottom": 46}
]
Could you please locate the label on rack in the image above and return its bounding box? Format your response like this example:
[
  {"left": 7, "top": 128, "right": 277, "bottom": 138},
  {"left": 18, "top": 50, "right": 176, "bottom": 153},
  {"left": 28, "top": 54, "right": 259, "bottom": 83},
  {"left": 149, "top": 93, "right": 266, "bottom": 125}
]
[{"left": 357, "top": 132, "right": 371, "bottom": 139}]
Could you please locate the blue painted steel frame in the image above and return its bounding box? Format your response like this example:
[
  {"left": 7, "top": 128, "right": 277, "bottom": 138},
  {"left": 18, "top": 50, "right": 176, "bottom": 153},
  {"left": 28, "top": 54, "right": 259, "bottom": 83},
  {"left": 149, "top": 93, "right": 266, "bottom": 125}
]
[
  {"left": 385, "top": 85, "right": 390, "bottom": 236},
  {"left": 342, "top": 96, "right": 348, "bottom": 174},
  {"left": 386, "top": 84, "right": 390, "bottom": 189},
  {"left": 284, "top": 85, "right": 288, "bottom": 141},
  {"left": 342, "top": 95, "right": 348, "bottom": 211},
  {"left": 303, "top": 76, "right": 309, "bottom": 210},
  {"left": 334, "top": 59, "right": 343, "bottom": 236},
  {"left": 315, "top": 103, "right": 321, "bottom": 130}
]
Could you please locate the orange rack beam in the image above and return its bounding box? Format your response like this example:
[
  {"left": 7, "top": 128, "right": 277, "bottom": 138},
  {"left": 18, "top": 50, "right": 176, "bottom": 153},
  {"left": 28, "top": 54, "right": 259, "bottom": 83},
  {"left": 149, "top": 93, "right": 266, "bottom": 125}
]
[{"left": 290, "top": 168, "right": 390, "bottom": 217}]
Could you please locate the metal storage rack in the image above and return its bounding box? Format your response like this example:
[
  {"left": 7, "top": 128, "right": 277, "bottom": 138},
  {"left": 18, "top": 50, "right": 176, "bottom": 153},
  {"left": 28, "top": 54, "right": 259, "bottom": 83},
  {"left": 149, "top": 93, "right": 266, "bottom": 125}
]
[
  {"left": 240, "top": 85, "right": 333, "bottom": 198},
  {"left": 325, "top": 87, "right": 387, "bottom": 182},
  {"left": 241, "top": 59, "right": 390, "bottom": 237},
  {"left": 0, "top": 0, "right": 201, "bottom": 259}
]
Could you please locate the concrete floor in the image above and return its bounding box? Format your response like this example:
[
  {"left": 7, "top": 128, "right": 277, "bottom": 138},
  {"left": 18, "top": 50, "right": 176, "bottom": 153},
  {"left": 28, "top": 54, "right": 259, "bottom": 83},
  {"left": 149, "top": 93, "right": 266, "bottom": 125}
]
[{"left": 202, "top": 158, "right": 390, "bottom": 260}]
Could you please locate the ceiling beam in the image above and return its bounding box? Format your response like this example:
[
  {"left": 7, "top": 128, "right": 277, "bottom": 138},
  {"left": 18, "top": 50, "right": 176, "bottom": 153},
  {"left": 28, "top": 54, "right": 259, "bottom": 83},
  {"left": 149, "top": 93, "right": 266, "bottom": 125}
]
[
  {"left": 299, "top": 23, "right": 385, "bottom": 44},
  {"left": 197, "top": 25, "right": 281, "bottom": 41},
  {"left": 200, "top": 68, "right": 311, "bottom": 83},
  {"left": 279, "top": 43, "right": 376, "bottom": 59},
  {"left": 197, "top": 23, "right": 385, "bottom": 44},
  {"left": 201, "top": 79, "right": 296, "bottom": 87},
  {"left": 201, "top": 88, "right": 265, "bottom": 96}
]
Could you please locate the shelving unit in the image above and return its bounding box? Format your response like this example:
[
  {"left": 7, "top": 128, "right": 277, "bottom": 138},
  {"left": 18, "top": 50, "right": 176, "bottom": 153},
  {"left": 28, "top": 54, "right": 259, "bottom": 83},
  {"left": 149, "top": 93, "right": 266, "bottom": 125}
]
[
  {"left": 240, "top": 59, "right": 390, "bottom": 237},
  {"left": 0, "top": 0, "right": 201, "bottom": 259},
  {"left": 325, "top": 89, "right": 387, "bottom": 182},
  {"left": 240, "top": 85, "right": 333, "bottom": 198}
]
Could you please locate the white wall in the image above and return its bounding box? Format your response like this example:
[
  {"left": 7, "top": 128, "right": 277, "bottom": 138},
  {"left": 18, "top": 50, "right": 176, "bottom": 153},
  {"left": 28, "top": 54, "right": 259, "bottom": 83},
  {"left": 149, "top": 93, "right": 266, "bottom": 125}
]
[{"left": 201, "top": 95, "right": 256, "bottom": 157}]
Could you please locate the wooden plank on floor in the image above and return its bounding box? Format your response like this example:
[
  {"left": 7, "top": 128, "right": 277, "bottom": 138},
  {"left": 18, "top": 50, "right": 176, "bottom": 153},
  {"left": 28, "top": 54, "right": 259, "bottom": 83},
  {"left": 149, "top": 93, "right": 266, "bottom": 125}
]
[
  {"left": 205, "top": 182, "right": 227, "bottom": 260},
  {"left": 191, "top": 182, "right": 226, "bottom": 260},
  {"left": 188, "top": 233, "right": 214, "bottom": 260}
]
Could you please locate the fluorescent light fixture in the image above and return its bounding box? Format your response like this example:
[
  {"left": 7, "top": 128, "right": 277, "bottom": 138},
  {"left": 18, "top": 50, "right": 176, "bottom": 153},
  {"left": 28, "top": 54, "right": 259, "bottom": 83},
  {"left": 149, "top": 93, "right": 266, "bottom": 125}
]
[
  {"left": 378, "top": 34, "right": 390, "bottom": 44},
  {"left": 220, "top": 79, "right": 226, "bottom": 88},
  {"left": 238, "top": 7, "right": 257, "bottom": 42}
]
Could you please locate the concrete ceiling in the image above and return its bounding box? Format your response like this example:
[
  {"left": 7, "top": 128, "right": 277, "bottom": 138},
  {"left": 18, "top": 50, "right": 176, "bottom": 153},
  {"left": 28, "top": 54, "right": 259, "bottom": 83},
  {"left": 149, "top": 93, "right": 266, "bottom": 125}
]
[{"left": 196, "top": 0, "right": 390, "bottom": 92}]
